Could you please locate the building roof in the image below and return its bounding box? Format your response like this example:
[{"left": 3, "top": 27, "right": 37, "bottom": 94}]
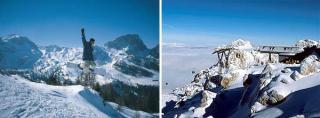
[{"left": 255, "top": 45, "right": 303, "bottom": 55}]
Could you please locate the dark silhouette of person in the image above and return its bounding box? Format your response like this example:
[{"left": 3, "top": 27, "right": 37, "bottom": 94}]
[{"left": 81, "top": 28, "right": 95, "bottom": 69}]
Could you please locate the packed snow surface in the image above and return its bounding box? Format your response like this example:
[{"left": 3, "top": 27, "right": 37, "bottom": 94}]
[{"left": 0, "top": 74, "right": 154, "bottom": 118}]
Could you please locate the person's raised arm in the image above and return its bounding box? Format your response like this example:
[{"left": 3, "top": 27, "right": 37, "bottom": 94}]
[{"left": 81, "top": 28, "right": 87, "bottom": 45}]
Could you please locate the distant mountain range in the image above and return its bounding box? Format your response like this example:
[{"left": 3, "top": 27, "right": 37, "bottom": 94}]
[{"left": 0, "top": 34, "right": 159, "bottom": 85}]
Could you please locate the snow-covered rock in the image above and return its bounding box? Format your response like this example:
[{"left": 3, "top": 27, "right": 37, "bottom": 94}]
[
  {"left": 214, "top": 39, "right": 256, "bottom": 69},
  {"left": 300, "top": 54, "right": 320, "bottom": 75},
  {"left": 215, "top": 39, "right": 253, "bottom": 50},
  {"left": 295, "top": 39, "right": 319, "bottom": 48},
  {"left": 290, "top": 71, "right": 303, "bottom": 81},
  {"left": 251, "top": 102, "right": 266, "bottom": 113},
  {"left": 229, "top": 49, "right": 255, "bottom": 69},
  {"left": 252, "top": 72, "right": 320, "bottom": 118},
  {"left": 282, "top": 68, "right": 293, "bottom": 73},
  {"left": 200, "top": 90, "right": 216, "bottom": 107},
  {"left": 256, "top": 89, "right": 287, "bottom": 106},
  {"left": 256, "top": 85, "right": 289, "bottom": 107},
  {"left": 259, "top": 63, "right": 274, "bottom": 89},
  {"left": 267, "top": 90, "right": 285, "bottom": 104},
  {"left": 220, "top": 71, "right": 238, "bottom": 89}
]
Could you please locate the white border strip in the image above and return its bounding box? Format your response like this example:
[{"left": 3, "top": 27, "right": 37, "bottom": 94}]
[{"left": 159, "top": 0, "right": 163, "bottom": 116}]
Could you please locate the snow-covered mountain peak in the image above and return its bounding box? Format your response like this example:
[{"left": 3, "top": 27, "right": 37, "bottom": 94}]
[
  {"left": 105, "top": 34, "right": 148, "bottom": 54},
  {"left": 0, "top": 35, "right": 42, "bottom": 69},
  {"left": 0, "top": 34, "right": 22, "bottom": 41}
]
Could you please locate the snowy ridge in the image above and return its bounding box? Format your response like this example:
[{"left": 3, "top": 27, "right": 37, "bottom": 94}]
[
  {"left": 0, "top": 74, "right": 154, "bottom": 118},
  {"left": 33, "top": 46, "right": 83, "bottom": 81}
]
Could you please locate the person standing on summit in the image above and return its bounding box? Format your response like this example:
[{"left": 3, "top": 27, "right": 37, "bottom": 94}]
[
  {"left": 80, "top": 28, "right": 96, "bottom": 70},
  {"left": 79, "top": 28, "right": 96, "bottom": 86}
]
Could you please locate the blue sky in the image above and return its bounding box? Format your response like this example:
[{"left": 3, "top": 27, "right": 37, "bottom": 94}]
[
  {"left": 163, "top": 0, "right": 320, "bottom": 47},
  {"left": 0, "top": 0, "right": 159, "bottom": 48}
]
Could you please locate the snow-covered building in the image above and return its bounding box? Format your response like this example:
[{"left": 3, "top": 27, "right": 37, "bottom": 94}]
[
  {"left": 255, "top": 45, "right": 303, "bottom": 63},
  {"left": 281, "top": 46, "right": 320, "bottom": 64}
]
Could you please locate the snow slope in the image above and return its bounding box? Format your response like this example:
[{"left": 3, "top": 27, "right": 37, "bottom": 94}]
[
  {"left": 0, "top": 74, "right": 154, "bottom": 117},
  {"left": 253, "top": 72, "right": 320, "bottom": 118}
]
